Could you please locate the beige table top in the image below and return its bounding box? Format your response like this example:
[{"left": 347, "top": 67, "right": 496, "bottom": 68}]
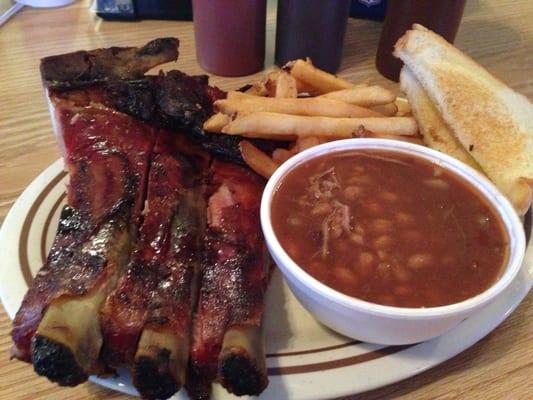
[{"left": 0, "top": 1, "right": 532, "bottom": 399}]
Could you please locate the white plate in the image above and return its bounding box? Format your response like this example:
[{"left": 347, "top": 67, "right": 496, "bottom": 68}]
[{"left": 1, "top": 159, "right": 532, "bottom": 399}]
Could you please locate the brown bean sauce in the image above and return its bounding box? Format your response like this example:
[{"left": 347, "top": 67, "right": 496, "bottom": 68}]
[{"left": 271, "top": 150, "right": 509, "bottom": 308}]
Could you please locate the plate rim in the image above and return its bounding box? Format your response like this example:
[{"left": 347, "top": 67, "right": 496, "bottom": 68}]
[{"left": 1, "top": 159, "right": 531, "bottom": 399}]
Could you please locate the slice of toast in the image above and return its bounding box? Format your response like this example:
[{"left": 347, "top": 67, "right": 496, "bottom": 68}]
[
  {"left": 394, "top": 24, "right": 533, "bottom": 214},
  {"left": 399, "top": 66, "right": 482, "bottom": 172}
]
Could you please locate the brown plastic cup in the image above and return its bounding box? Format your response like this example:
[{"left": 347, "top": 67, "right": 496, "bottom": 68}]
[
  {"left": 192, "top": 0, "right": 266, "bottom": 77},
  {"left": 376, "top": 0, "right": 466, "bottom": 81},
  {"left": 275, "top": 0, "right": 351, "bottom": 73}
]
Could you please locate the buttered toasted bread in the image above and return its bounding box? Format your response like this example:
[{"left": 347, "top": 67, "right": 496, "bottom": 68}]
[
  {"left": 400, "top": 66, "right": 482, "bottom": 172},
  {"left": 394, "top": 24, "right": 533, "bottom": 214}
]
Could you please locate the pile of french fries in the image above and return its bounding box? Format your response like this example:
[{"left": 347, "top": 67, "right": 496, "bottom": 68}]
[{"left": 204, "top": 59, "right": 420, "bottom": 179}]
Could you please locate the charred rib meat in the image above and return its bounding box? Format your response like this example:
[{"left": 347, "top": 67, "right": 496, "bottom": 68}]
[
  {"left": 11, "top": 100, "right": 156, "bottom": 385},
  {"left": 101, "top": 132, "right": 209, "bottom": 399},
  {"left": 188, "top": 160, "right": 271, "bottom": 398},
  {"left": 41, "top": 37, "right": 179, "bottom": 86},
  {"left": 13, "top": 38, "right": 274, "bottom": 398},
  {"left": 43, "top": 38, "right": 282, "bottom": 164}
]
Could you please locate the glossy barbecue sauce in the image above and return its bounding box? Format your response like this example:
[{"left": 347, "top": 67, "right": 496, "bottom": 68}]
[{"left": 271, "top": 150, "right": 509, "bottom": 308}]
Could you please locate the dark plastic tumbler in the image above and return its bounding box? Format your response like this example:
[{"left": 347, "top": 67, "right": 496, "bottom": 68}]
[
  {"left": 192, "top": 0, "right": 266, "bottom": 76},
  {"left": 376, "top": 0, "right": 466, "bottom": 81},
  {"left": 275, "top": 0, "right": 351, "bottom": 73}
]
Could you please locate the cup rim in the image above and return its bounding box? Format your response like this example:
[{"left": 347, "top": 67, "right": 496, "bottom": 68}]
[{"left": 260, "top": 138, "right": 526, "bottom": 319}]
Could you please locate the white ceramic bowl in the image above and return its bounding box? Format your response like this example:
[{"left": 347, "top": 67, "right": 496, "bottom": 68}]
[{"left": 261, "top": 139, "right": 526, "bottom": 345}]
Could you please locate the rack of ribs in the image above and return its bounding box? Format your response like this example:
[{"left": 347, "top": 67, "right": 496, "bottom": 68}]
[
  {"left": 11, "top": 100, "right": 156, "bottom": 385},
  {"left": 100, "top": 132, "right": 209, "bottom": 399},
  {"left": 11, "top": 38, "right": 274, "bottom": 399},
  {"left": 43, "top": 40, "right": 283, "bottom": 165},
  {"left": 188, "top": 160, "right": 271, "bottom": 399},
  {"left": 11, "top": 39, "right": 177, "bottom": 382}
]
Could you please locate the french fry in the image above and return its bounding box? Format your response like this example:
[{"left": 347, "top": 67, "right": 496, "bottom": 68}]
[
  {"left": 203, "top": 113, "right": 232, "bottom": 132},
  {"left": 393, "top": 135, "right": 424, "bottom": 145},
  {"left": 227, "top": 91, "right": 254, "bottom": 100},
  {"left": 353, "top": 127, "right": 424, "bottom": 145},
  {"left": 214, "top": 130, "right": 296, "bottom": 141},
  {"left": 294, "top": 78, "right": 317, "bottom": 94},
  {"left": 395, "top": 97, "right": 412, "bottom": 116},
  {"left": 218, "top": 92, "right": 383, "bottom": 118},
  {"left": 320, "top": 85, "right": 396, "bottom": 107},
  {"left": 285, "top": 59, "right": 354, "bottom": 94},
  {"left": 272, "top": 148, "right": 293, "bottom": 164},
  {"left": 375, "top": 133, "right": 424, "bottom": 145},
  {"left": 222, "top": 112, "right": 419, "bottom": 139},
  {"left": 268, "top": 71, "right": 298, "bottom": 98},
  {"left": 239, "top": 140, "right": 279, "bottom": 179},
  {"left": 244, "top": 70, "right": 279, "bottom": 96},
  {"left": 244, "top": 84, "right": 269, "bottom": 96},
  {"left": 243, "top": 69, "right": 298, "bottom": 98},
  {"left": 295, "top": 136, "right": 320, "bottom": 152},
  {"left": 370, "top": 102, "right": 398, "bottom": 116}
]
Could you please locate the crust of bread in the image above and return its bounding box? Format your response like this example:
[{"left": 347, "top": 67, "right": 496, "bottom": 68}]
[
  {"left": 394, "top": 24, "right": 533, "bottom": 214},
  {"left": 400, "top": 67, "right": 482, "bottom": 172}
]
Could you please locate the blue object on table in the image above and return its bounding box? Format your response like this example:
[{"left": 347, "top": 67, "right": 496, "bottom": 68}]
[{"left": 350, "top": 0, "right": 387, "bottom": 20}]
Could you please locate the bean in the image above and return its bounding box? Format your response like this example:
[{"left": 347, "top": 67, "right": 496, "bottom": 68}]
[
  {"left": 477, "top": 215, "right": 491, "bottom": 229},
  {"left": 353, "top": 225, "right": 364, "bottom": 235},
  {"left": 359, "top": 251, "right": 375, "bottom": 267},
  {"left": 343, "top": 185, "right": 363, "bottom": 200},
  {"left": 334, "top": 267, "right": 359, "bottom": 287},
  {"left": 373, "top": 235, "right": 393, "bottom": 250},
  {"left": 403, "top": 230, "right": 422, "bottom": 242},
  {"left": 393, "top": 266, "right": 412, "bottom": 282},
  {"left": 376, "top": 294, "right": 395, "bottom": 305},
  {"left": 298, "top": 197, "right": 312, "bottom": 207},
  {"left": 285, "top": 243, "right": 299, "bottom": 259},
  {"left": 380, "top": 191, "right": 399, "bottom": 202},
  {"left": 377, "top": 262, "right": 392, "bottom": 279},
  {"left": 433, "top": 166, "right": 444, "bottom": 177},
  {"left": 357, "top": 252, "right": 375, "bottom": 277},
  {"left": 365, "top": 202, "right": 382, "bottom": 214},
  {"left": 377, "top": 250, "right": 387, "bottom": 260},
  {"left": 407, "top": 253, "right": 433, "bottom": 269},
  {"left": 395, "top": 212, "right": 415, "bottom": 226},
  {"left": 347, "top": 175, "right": 371, "bottom": 185},
  {"left": 350, "top": 233, "right": 364, "bottom": 245},
  {"left": 335, "top": 241, "right": 350, "bottom": 254},
  {"left": 330, "top": 224, "right": 342, "bottom": 239},
  {"left": 424, "top": 178, "right": 449, "bottom": 190},
  {"left": 311, "top": 202, "right": 332, "bottom": 216},
  {"left": 369, "top": 219, "right": 393, "bottom": 234},
  {"left": 288, "top": 216, "right": 302, "bottom": 226},
  {"left": 394, "top": 286, "right": 411, "bottom": 296}
]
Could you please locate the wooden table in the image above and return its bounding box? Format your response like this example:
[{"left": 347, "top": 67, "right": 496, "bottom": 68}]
[{"left": 0, "top": 1, "right": 531, "bottom": 399}]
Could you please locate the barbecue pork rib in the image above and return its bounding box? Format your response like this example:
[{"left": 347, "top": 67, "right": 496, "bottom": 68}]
[
  {"left": 17, "top": 41, "right": 180, "bottom": 387},
  {"left": 40, "top": 37, "right": 179, "bottom": 85},
  {"left": 100, "top": 132, "right": 209, "bottom": 400},
  {"left": 11, "top": 100, "right": 156, "bottom": 385},
  {"left": 42, "top": 38, "right": 283, "bottom": 164},
  {"left": 12, "top": 38, "right": 274, "bottom": 396},
  {"left": 188, "top": 160, "right": 271, "bottom": 399}
]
